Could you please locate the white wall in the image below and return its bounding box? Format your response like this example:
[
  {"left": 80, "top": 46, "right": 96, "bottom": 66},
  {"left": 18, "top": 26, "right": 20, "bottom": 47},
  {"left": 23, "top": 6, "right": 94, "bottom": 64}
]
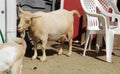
[
  {"left": 0, "top": 0, "right": 16, "bottom": 43},
  {"left": 6, "top": 0, "right": 17, "bottom": 42}
]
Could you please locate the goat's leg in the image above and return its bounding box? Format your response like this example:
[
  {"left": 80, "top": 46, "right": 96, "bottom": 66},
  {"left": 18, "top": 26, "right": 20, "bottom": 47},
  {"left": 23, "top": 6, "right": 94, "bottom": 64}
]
[
  {"left": 67, "top": 38, "right": 72, "bottom": 56},
  {"left": 32, "top": 42, "right": 37, "bottom": 60},
  {"left": 58, "top": 48, "right": 63, "bottom": 55},
  {"left": 67, "top": 28, "right": 73, "bottom": 56},
  {"left": 20, "top": 31, "right": 25, "bottom": 38},
  {"left": 40, "top": 42, "right": 47, "bottom": 62},
  {"left": 40, "top": 38, "right": 47, "bottom": 62},
  {"left": 58, "top": 39, "right": 64, "bottom": 55}
]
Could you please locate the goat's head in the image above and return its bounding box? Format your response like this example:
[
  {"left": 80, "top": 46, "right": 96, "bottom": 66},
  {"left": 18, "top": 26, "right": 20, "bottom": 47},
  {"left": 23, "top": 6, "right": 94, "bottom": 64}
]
[
  {"left": 17, "top": 7, "right": 33, "bottom": 32},
  {"left": 17, "top": 7, "right": 40, "bottom": 32}
]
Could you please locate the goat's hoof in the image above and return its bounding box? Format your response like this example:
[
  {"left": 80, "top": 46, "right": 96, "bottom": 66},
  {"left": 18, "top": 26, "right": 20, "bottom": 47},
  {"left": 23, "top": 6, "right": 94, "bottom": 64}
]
[
  {"left": 58, "top": 52, "right": 62, "bottom": 55},
  {"left": 67, "top": 53, "right": 71, "bottom": 57},
  {"left": 58, "top": 49, "right": 63, "bottom": 55},
  {"left": 40, "top": 57, "right": 46, "bottom": 62},
  {"left": 31, "top": 56, "right": 36, "bottom": 60},
  {"left": 32, "top": 47, "right": 35, "bottom": 50}
]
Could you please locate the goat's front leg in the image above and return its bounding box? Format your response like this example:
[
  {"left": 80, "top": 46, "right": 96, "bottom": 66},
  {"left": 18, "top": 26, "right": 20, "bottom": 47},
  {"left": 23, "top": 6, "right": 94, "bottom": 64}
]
[
  {"left": 20, "top": 31, "right": 25, "bottom": 38},
  {"left": 40, "top": 41, "right": 47, "bottom": 62},
  {"left": 40, "top": 37, "right": 47, "bottom": 62},
  {"left": 58, "top": 37, "right": 65, "bottom": 55},
  {"left": 32, "top": 42, "right": 37, "bottom": 60}
]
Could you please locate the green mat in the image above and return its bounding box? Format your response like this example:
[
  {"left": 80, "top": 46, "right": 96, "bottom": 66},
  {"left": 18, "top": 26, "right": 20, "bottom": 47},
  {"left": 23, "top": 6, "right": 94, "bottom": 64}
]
[{"left": 0, "top": 29, "right": 5, "bottom": 43}]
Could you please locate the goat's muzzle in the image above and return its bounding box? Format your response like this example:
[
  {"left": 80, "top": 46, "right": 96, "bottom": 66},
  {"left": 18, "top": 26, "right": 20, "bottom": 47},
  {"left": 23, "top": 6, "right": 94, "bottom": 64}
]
[{"left": 17, "top": 26, "right": 23, "bottom": 32}]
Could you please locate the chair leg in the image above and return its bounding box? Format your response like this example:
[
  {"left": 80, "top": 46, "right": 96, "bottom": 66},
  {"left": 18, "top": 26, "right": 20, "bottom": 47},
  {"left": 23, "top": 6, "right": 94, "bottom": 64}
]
[
  {"left": 106, "top": 30, "right": 114, "bottom": 62},
  {"left": 83, "top": 34, "right": 90, "bottom": 56}
]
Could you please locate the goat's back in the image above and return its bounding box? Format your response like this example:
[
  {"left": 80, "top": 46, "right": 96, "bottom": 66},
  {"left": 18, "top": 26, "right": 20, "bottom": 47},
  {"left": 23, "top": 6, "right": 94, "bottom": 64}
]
[{"left": 30, "top": 9, "right": 77, "bottom": 40}]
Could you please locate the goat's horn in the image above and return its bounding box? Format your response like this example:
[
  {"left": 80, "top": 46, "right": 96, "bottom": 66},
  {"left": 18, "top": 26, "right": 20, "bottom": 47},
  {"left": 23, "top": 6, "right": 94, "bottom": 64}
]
[{"left": 17, "top": 7, "right": 24, "bottom": 13}]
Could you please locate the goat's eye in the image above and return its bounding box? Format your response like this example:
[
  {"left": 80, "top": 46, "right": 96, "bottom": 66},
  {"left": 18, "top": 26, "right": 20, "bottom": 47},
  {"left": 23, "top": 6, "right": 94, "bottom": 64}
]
[{"left": 25, "top": 20, "right": 29, "bottom": 24}]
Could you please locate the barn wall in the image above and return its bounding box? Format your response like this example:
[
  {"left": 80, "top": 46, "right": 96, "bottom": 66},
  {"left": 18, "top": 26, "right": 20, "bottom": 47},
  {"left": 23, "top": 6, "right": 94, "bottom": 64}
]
[
  {"left": 63, "top": 0, "right": 84, "bottom": 40},
  {"left": 17, "top": 0, "right": 56, "bottom": 12}
]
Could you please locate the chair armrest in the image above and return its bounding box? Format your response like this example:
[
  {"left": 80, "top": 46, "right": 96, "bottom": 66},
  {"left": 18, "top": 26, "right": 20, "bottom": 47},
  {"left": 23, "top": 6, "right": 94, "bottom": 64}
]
[
  {"left": 85, "top": 12, "right": 108, "bottom": 29},
  {"left": 86, "top": 12, "right": 105, "bottom": 19}
]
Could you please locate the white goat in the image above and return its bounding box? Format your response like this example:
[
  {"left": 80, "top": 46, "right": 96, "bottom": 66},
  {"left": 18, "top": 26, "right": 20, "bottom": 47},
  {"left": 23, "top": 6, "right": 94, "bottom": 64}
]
[
  {"left": 0, "top": 38, "right": 26, "bottom": 74},
  {"left": 18, "top": 7, "right": 80, "bottom": 62}
]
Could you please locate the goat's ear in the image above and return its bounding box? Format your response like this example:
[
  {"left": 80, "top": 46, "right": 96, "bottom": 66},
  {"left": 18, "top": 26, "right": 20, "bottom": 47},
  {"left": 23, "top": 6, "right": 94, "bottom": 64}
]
[
  {"left": 17, "top": 7, "right": 25, "bottom": 13},
  {"left": 31, "top": 15, "right": 41, "bottom": 19}
]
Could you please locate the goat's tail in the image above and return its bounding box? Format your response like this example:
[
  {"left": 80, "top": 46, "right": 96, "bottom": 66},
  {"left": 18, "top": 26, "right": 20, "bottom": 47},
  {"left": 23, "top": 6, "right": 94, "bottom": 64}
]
[{"left": 71, "top": 10, "right": 80, "bottom": 17}]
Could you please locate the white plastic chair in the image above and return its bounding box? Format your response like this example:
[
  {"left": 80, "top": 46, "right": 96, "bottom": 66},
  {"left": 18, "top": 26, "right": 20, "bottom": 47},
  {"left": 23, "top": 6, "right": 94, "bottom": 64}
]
[
  {"left": 111, "top": 0, "right": 117, "bottom": 7},
  {"left": 80, "top": 0, "right": 120, "bottom": 62},
  {"left": 96, "top": 0, "right": 120, "bottom": 62},
  {"left": 80, "top": 0, "right": 105, "bottom": 56}
]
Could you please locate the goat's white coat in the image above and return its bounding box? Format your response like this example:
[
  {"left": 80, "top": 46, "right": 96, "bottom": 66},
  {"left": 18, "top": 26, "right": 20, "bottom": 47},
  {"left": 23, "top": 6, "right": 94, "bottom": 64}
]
[
  {"left": 0, "top": 47, "right": 17, "bottom": 71},
  {"left": 0, "top": 38, "right": 26, "bottom": 74}
]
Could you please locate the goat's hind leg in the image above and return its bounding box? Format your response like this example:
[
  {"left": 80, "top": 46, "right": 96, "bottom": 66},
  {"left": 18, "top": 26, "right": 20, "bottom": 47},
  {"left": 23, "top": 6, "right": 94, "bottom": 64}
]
[
  {"left": 58, "top": 39, "right": 64, "bottom": 55},
  {"left": 67, "top": 29, "right": 73, "bottom": 56}
]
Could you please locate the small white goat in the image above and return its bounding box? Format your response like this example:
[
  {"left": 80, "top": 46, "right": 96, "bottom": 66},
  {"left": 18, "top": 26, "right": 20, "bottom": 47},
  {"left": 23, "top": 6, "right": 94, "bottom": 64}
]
[{"left": 0, "top": 38, "right": 26, "bottom": 74}]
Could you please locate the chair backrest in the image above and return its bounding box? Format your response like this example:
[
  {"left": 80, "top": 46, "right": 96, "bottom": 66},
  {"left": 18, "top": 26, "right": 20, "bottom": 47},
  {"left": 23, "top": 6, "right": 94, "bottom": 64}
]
[
  {"left": 98, "top": 0, "right": 119, "bottom": 14},
  {"left": 111, "top": 0, "right": 117, "bottom": 7},
  {"left": 98, "top": 0, "right": 115, "bottom": 22},
  {"left": 80, "top": 0, "right": 101, "bottom": 30},
  {"left": 80, "top": 0, "right": 97, "bottom": 13},
  {"left": 98, "top": 0, "right": 111, "bottom": 11},
  {"left": 96, "top": 0, "right": 120, "bottom": 27}
]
